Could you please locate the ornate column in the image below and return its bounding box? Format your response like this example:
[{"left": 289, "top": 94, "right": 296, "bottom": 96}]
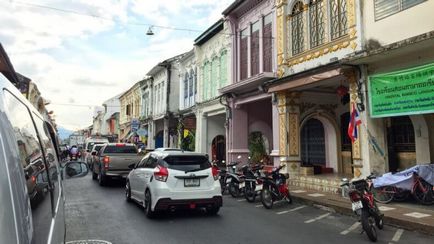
[
  {"left": 347, "top": 70, "right": 363, "bottom": 178},
  {"left": 276, "top": 0, "right": 287, "bottom": 78}
]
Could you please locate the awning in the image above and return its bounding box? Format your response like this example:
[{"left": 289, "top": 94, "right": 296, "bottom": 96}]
[{"left": 268, "top": 68, "right": 343, "bottom": 93}]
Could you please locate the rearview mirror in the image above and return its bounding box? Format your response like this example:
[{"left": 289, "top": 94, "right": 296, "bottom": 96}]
[{"left": 63, "top": 161, "right": 88, "bottom": 179}]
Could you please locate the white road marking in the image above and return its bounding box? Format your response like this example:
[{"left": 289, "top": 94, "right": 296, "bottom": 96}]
[
  {"left": 276, "top": 205, "right": 306, "bottom": 215},
  {"left": 292, "top": 190, "right": 307, "bottom": 193},
  {"left": 404, "top": 212, "right": 431, "bottom": 219},
  {"left": 378, "top": 206, "right": 396, "bottom": 212},
  {"left": 304, "top": 213, "right": 331, "bottom": 223},
  {"left": 307, "top": 193, "right": 325, "bottom": 197},
  {"left": 237, "top": 199, "right": 246, "bottom": 202},
  {"left": 391, "top": 229, "right": 404, "bottom": 242},
  {"left": 340, "top": 222, "right": 361, "bottom": 235},
  {"left": 255, "top": 204, "right": 263, "bottom": 208}
]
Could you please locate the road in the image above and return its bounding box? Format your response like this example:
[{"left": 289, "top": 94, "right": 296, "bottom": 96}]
[{"left": 64, "top": 175, "right": 432, "bottom": 244}]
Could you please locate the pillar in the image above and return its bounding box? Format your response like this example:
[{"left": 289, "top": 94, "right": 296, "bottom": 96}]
[
  {"left": 163, "top": 118, "right": 169, "bottom": 148},
  {"left": 270, "top": 101, "right": 281, "bottom": 166}
]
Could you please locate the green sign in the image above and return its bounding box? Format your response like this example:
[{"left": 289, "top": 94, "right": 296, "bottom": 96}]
[{"left": 368, "top": 62, "right": 434, "bottom": 118}]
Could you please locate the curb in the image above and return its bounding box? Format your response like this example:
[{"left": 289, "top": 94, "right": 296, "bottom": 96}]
[{"left": 291, "top": 194, "right": 434, "bottom": 236}]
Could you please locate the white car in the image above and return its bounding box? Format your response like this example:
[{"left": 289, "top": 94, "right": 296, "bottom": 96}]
[{"left": 125, "top": 151, "right": 222, "bottom": 218}]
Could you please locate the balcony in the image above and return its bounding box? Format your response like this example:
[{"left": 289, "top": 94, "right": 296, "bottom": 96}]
[{"left": 219, "top": 71, "right": 275, "bottom": 95}]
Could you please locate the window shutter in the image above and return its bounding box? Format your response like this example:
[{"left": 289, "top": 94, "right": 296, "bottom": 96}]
[
  {"left": 263, "top": 18, "right": 272, "bottom": 72},
  {"left": 251, "top": 22, "right": 260, "bottom": 76},
  {"left": 240, "top": 30, "right": 248, "bottom": 81}
]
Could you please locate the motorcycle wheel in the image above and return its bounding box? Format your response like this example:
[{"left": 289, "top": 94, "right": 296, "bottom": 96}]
[
  {"left": 229, "top": 182, "right": 240, "bottom": 198},
  {"left": 261, "top": 186, "right": 273, "bottom": 209},
  {"left": 361, "top": 209, "right": 378, "bottom": 242},
  {"left": 284, "top": 191, "right": 293, "bottom": 204},
  {"left": 245, "top": 182, "right": 256, "bottom": 202},
  {"left": 413, "top": 180, "right": 434, "bottom": 205},
  {"left": 219, "top": 178, "right": 226, "bottom": 194}
]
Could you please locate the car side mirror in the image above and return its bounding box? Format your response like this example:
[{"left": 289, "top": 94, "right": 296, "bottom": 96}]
[
  {"left": 63, "top": 161, "right": 88, "bottom": 179},
  {"left": 128, "top": 163, "right": 136, "bottom": 169}
]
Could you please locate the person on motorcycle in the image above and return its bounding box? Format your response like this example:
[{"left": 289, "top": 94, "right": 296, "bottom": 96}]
[{"left": 69, "top": 145, "right": 79, "bottom": 160}]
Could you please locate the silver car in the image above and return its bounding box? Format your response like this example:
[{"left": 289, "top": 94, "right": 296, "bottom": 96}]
[{"left": 0, "top": 48, "right": 88, "bottom": 244}]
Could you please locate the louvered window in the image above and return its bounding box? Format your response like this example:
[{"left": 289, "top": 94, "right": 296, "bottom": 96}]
[
  {"left": 375, "top": 0, "right": 426, "bottom": 20},
  {"left": 291, "top": 2, "right": 304, "bottom": 55},
  {"left": 189, "top": 71, "right": 194, "bottom": 97},
  {"left": 183, "top": 73, "right": 188, "bottom": 99},
  {"left": 240, "top": 29, "right": 248, "bottom": 80},
  {"left": 263, "top": 14, "right": 273, "bottom": 72},
  {"left": 220, "top": 51, "right": 227, "bottom": 87},
  {"left": 251, "top": 21, "right": 260, "bottom": 76},
  {"left": 309, "top": 0, "right": 325, "bottom": 48},
  {"left": 330, "top": 0, "right": 348, "bottom": 40}
]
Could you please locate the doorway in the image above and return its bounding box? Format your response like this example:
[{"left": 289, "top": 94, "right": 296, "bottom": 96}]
[
  {"left": 387, "top": 116, "right": 416, "bottom": 172},
  {"left": 211, "top": 135, "right": 226, "bottom": 166},
  {"left": 155, "top": 130, "right": 164, "bottom": 148},
  {"left": 301, "top": 118, "right": 326, "bottom": 171}
]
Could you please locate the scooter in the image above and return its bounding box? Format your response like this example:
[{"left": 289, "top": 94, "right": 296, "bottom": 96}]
[
  {"left": 260, "top": 164, "right": 292, "bottom": 209},
  {"left": 341, "top": 174, "right": 384, "bottom": 242},
  {"left": 243, "top": 164, "right": 264, "bottom": 202}
]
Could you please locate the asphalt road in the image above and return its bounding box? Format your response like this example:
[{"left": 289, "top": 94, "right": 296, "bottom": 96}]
[{"left": 64, "top": 174, "right": 432, "bottom": 244}]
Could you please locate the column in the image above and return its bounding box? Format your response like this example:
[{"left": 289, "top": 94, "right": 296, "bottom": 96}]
[
  {"left": 163, "top": 118, "right": 169, "bottom": 148},
  {"left": 195, "top": 109, "right": 208, "bottom": 154},
  {"left": 270, "top": 101, "right": 280, "bottom": 166}
]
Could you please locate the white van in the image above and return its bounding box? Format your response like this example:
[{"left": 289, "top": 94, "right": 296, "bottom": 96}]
[{"left": 84, "top": 137, "right": 109, "bottom": 165}]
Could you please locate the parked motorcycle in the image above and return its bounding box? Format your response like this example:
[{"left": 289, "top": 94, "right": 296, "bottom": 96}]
[
  {"left": 243, "top": 164, "right": 264, "bottom": 202},
  {"left": 215, "top": 160, "right": 245, "bottom": 197},
  {"left": 260, "top": 164, "right": 292, "bottom": 209},
  {"left": 341, "top": 174, "right": 384, "bottom": 242}
]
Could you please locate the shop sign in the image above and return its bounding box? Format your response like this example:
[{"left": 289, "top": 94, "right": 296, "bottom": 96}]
[{"left": 369, "top": 63, "right": 434, "bottom": 118}]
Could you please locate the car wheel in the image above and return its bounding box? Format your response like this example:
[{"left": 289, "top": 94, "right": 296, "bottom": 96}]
[
  {"left": 125, "top": 181, "right": 132, "bottom": 202},
  {"left": 98, "top": 170, "right": 107, "bottom": 186},
  {"left": 207, "top": 206, "right": 220, "bottom": 215},
  {"left": 144, "top": 190, "right": 156, "bottom": 218}
]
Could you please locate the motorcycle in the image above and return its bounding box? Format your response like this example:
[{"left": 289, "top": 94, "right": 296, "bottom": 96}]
[
  {"left": 341, "top": 174, "right": 384, "bottom": 242},
  {"left": 242, "top": 164, "right": 264, "bottom": 202},
  {"left": 70, "top": 152, "right": 80, "bottom": 161},
  {"left": 260, "top": 164, "right": 292, "bottom": 209}
]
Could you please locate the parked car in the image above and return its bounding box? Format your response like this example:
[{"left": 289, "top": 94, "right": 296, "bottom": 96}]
[
  {"left": 125, "top": 151, "right": 222, "bottom": 218},
  {"left": 92, "top": 143, "right": 142, "bottom": 186},
  {"left": 88, "top": 143, "right": 106, "bottom": 170},
  {"left": 0, "top": 67, "right": 89, "bottom": 244}
]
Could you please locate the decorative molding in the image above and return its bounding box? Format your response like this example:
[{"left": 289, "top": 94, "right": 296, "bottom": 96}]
[
  {"left": 289, "top": 112, "right": 299, "bottom": 156},
  {"left": 279, "top": 113, "right": 287, "bottom": 155}
]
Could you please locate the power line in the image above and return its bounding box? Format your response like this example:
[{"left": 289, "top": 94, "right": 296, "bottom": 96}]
[
  {"left": 49, "top": 103, "right": 121, "bottom": 108},
  {"left": 7, "top": 0, "right": 275, "bottom": 40}
]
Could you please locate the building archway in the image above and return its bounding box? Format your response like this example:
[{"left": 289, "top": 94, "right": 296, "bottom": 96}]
[
  {"left": 155, "top": 130, "right": 164, "bottom": 148},
  {"left": 211, "top": 135, "right": 226, "bottom": 166}
]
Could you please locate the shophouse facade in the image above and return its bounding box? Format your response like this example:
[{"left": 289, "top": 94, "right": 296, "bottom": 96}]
[
  {"left": 263, "top": 0, "right": 364, "bottom": 182},
  {"left": 139, "top": 77, "right": 153, "bottom": 148},
  {"left": 194, "top": 19, "right": 231, "bottom": 165},
  {"left": 178, "top": 49, "right": 197, "bottom": 151},
  {"left": 220, "top": 0, "right": 277, "bottom": 165},
  {"left": 341, "top": 0, "right": 434, "bottom": 177},
  {"left": 119, "top": 81, "right": 141, "bottom": 142},
  {"left": 101, "top": 94, "right": 121, "bottom": 142},
  {"left": 147, "top": 54, "right": 185, "bottom": 149}
]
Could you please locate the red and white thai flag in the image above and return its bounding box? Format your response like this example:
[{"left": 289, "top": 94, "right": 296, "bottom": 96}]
[{"left": 348, "top": 103, "right": 362, "bottom": 142}]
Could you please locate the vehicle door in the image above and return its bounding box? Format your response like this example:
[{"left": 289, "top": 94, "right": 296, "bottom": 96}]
[
  {"left": 142, "top": 155, "right": 158, "bottom": 197},
  {"left": 129, "top": 155, "right": 148, "bottom": 198},
  {"left": 3, "top": 89, "right": 58, "bottom": 244},
  {"left": 94, "top": 146, "right": 105, "bottom": 174}
]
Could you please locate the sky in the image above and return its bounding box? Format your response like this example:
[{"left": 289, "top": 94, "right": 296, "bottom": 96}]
[{"left": 0, "top": 0, "right": 233, "bottom": 130}]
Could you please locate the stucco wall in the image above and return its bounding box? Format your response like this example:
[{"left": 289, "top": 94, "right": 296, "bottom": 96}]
[
  {"left": 362, "top": 1, "right": 434, "bottom": 46},
  {"left": 246, "top": 99, "right": 273, "bottom": 153}
]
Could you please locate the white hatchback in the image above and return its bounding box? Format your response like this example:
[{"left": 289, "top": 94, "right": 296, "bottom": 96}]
[{"left": 126, "top": 151, "right": 222, "bottom": 218}]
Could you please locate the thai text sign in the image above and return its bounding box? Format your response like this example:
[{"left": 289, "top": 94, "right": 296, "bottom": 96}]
[{"left": 368, "top": 63, "right": 434, "bottom": 118}]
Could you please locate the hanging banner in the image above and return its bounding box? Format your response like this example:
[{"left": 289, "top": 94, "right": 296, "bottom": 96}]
[{"left": 369, "top": 62, "right": 434, "bottom": 118}]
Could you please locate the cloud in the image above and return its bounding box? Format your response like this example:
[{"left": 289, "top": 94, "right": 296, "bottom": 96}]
[{"left": 72, "top": 78, "right": 117, "bottom": 87}]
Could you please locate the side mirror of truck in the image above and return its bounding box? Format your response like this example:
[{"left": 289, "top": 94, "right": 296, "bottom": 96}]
[{"left": 128, "top": 163, "right": 136, "bottom": 169}]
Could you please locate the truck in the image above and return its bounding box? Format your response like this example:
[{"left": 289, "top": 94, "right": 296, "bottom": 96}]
[{"left": 92, "top": 143, "right": 142, "bottom": 186}]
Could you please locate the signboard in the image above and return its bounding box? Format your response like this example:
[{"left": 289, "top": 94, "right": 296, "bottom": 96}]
[
  {"left": 131, "top": 119, "right": 140, "bottom": 132},
  {"left": 369, "top": 63, "right": 434, "bottom": 118}
]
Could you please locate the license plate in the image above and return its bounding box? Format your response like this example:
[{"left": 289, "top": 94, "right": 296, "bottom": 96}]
[
  {"left": 352, "top": 201, "right": 363, "bottom": 211},
  {"left": 239, "top": 182, "right": 245, "bottom": 189},
  {"left": 184, "top": 178, "right": 200, "bottom": 187},
  {"left": 256, "top": 184, "right": 263, "bottom": 191}
]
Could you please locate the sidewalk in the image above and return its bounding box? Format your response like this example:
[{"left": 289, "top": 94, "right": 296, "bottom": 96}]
[{"left": 289, "top": 186, "right": 434, "bottom": 235}]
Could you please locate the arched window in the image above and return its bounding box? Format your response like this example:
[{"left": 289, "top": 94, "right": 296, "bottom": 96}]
[
  {"left": 291, "top": 2, "right": 305, "bottom": 55},
  {"left": 330, "top": 0, "right": 348, "bottom": 40},
  {"left": 309, "top": 0, "right": 325, "bottom": 48}
]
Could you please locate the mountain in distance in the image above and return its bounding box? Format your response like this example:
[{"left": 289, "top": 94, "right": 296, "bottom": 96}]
[{"left": 57, "top": 126, "right": 73, "bottom": 140}]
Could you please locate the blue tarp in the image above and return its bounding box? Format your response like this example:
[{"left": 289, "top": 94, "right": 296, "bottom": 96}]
[{"left": 373, "top": 164, "right": 434, "bottom": 190}]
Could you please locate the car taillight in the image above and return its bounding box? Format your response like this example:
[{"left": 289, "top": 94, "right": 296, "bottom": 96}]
[
  {"left": 212, "top": 166, "right": 219, "bottom": 181},
  {"left": 103, "top": 156, "right": 110, "bottom": 170},
  {"left": 349, "top": 191, "right": 361, "bottom": 202},
  {"left": 154, "top": 166, "right": 168, "bottom": 182}
]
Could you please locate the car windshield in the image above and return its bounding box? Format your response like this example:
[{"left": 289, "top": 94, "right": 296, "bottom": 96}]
[
  {"left": 162, "top": 156, "right": 210, "bottom": 172},
  {"left": 104, "top": 145, "right": 137, "bottom": 154}
]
